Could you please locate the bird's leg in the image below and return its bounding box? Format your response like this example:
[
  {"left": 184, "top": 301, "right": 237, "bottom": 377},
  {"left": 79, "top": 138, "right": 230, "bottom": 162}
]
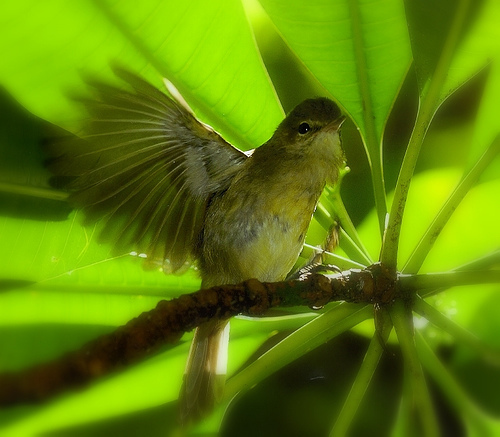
[{"left": 288, "top": 222, "right": 341, "bottom": 280}]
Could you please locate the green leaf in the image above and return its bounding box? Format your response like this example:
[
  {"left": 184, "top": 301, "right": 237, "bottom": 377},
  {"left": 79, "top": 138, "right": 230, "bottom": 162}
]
[
  {"left": 0, "top": 88, "right": 71, "bottom": 221},
  {"left": 467, "top": 63, "right": 500, "bottom": 177},
  {"left": 259, "top": 0, "right": 411, "bottom": 146},
  {"left": 260, "top": 0, "right": 412, "bottom": 229},
  {"left": 381, "top": 0, "right": 499, "bottom": 268},
  {"left": 358, "top": 169, "right": 500, "bottom": 272},
  {"left": 391, "top": 301, "right": 440, "bottom": 436},
  {"left": 0, "top": 0, "right": 283, "bottom": 150},
  {"left": 441, "top": 0, "right": 500, "bottom": 102},
  {"left": 404, "top": 0, "right": 499, "bottom": 102},
  {"left": 403, "top": 136, "right": 500, "bottom": 273}
]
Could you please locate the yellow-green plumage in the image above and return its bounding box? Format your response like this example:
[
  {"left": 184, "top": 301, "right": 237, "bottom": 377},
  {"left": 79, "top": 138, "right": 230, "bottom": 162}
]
[{"left": 200, "top": 98, "right": 344, "bottom": 287}]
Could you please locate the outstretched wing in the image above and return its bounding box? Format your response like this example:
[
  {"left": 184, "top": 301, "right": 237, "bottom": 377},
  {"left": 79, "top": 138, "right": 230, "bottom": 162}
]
[{"left": 47, "top": 68, "right": 247, "bottom": 271}]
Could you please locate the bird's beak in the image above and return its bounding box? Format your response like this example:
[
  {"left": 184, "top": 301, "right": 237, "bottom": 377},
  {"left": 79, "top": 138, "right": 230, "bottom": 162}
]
[{"left": 326, "top": 115, "right": 346, "bottom": 132}]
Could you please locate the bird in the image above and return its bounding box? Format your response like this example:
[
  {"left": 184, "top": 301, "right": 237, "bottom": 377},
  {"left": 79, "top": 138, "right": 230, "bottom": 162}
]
[{"left": 45, "top": 66, "right": 346, "bottom": 421}]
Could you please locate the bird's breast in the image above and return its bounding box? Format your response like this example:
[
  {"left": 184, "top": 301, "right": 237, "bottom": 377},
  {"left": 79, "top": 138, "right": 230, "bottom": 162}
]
[{"left": 200, "top": 180, "right": 322, "bottom": 286}]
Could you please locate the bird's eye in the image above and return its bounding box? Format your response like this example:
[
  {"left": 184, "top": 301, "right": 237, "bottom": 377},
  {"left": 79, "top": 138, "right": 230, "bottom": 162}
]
[{"left": 298, "top": 122, "right": 311, "bottom": 134}]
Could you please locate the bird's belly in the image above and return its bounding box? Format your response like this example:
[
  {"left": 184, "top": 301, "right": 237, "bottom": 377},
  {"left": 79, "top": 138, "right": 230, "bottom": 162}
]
[
  {"left": 200, "top": 186, "right": 319, "bottom": 287},
  {"left": 233, "top": 213, "right": 307, "bottom": 282}
]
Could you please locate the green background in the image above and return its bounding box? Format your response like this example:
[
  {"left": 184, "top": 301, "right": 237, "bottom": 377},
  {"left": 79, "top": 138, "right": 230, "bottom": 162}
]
[{"left": 0, "top": 0, "right": 499, "bottom": 435}]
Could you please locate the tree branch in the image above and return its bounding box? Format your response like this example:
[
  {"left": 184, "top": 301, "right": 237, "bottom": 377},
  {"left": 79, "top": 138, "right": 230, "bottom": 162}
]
[
  {"left": 0, "top": 264, "right": 396, "bottom": 407},
  {"left": 3, "top": 264, "right": 498, "bottom": 407}
]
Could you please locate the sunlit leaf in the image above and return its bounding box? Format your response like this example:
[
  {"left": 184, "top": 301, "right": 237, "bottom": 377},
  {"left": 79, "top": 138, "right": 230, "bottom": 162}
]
[
  {"left": 259, "top": 0, "right": 411, "bottom": 230},
  {"left": 467, "top": 62, "right": 500, "bottom": 180},
  {"left": 0, "top": 0, "right": 283, "bottom": 149},
  {"left": 0, "top": 350, "right": 186, "bottom": 436},
  {"left": 442, "top": 0, "right": 500, "bottom": 102},
  {"left": 404, "top": 0, "right": 499, "bottom": 102},
  {"left": 357, "top": 169, "right": 500, "bottom": 271},
  {"left": 259, "top": 0, "right": 411, "bottom": 146}
]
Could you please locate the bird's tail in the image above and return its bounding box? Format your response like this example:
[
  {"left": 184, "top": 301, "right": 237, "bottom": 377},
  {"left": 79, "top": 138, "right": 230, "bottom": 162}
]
[{"left": 179, "top": 319, "right": 230, "bottom": 422}]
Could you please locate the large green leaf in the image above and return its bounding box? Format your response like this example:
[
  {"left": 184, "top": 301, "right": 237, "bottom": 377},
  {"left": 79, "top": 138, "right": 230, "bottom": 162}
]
[
  {"left": 259, "top": 0, "right": 411, "bottom": 147},
  {"left": 259, "top": 0, "right": 411, "bottom": 230},
  {"left": 0, "top": 209, "right": 204, "bottom": 296},
  {"left": 442, "top": 0, "right": 500, "bottom": 101},
  {"left": 0, "top": 0, "right": 283, "bottom": 149},
  {"left": 404, "top": 0, "right": 499, "bottom": 102}
]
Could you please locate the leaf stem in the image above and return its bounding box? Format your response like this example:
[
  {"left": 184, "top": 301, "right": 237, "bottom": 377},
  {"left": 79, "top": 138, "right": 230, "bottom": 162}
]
[
  {"left": 400, "top": 270, "right": 500, "bottom": 291},
  {"left": 346, "top": 0, "right": 388, "bottom": 236},
  {"left": 224, "top": 303, "right": 372, "bottom": 402},
  {"left": 456, "top": 249, "right": 500, "bottom": 271},
  {"left": 415, "top": 331, "right": 498, "bottom": 435},
  {"left": 390, "top": 300, "right": 439, "bottom": 437},
  {"left": 315, "top": 198, "right": 371, "bottom": 266},
  {"left": 329, "top": 309, "right": 392, "bottom": 437},
  {"left": 413, "top": 251, "right": 500, "bottom": 298},
  {"left": 380, "top": 0, "right": 471, "bottom": 269},
  {"left": 337, "top": 228, "right": 372, "bottom": 266},
  {"left": 403, "top": 136, "right": 500, "bottom": 273},
  {"left": 302, "top": 243, "right": 366, "bottom": 270},
  {"left": 380, "top": 98, "right": 435, "bottom": 269},
  {"left": 414, "top": 297, "right": 500, "bottom": 365},
  {"left": 326, "top": 189, "right": 373, "bottom": 265}
]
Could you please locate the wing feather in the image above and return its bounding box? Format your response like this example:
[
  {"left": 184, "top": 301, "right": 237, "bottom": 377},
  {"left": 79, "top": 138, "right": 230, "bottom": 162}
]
[{"left": 47, "top": 67, "right": 247, "bottom": 271}]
